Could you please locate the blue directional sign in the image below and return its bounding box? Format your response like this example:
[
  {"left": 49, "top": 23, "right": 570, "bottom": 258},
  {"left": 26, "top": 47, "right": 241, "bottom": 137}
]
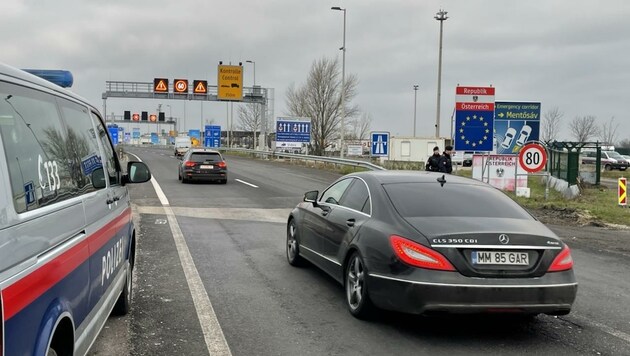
[
  {"left": 276, "top": 119, "right": 311, "bottom": 143},
  {"left": 107, "top": 126, "right": 119, "bottom": 146},
  {"left": 150, "top": 133, "right": 159, "bottom": 144},
  {"left": 494, "top": 102, "right": 541, "bottom": 155},
  {"left": 371, "top": 132, "right": 389, "bottom": 157},
  {"left": 204, "top": 125, "right": 221, "bottom": 148},
  {"left": 454, "top": 110, "right": 494, "bottom": 151}
]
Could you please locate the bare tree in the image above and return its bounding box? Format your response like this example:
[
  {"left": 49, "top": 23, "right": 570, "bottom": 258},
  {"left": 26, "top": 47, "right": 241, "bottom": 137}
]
[
  {"left": 569, "top": 115, "right": 599, "bottom": 142},
  {"left": 285, "top": 57, "right": 359, "bottom": 155},
  {"left": 237, "top": 103, "right": 263, "bottom": 149},
  {"left": 541, "top": 107, "right": 563, "bottom": 142},
  {"left": 618, "top": 138, "right": 630, "bottom": 148},
  {"left": 346, "top": 112, "right": 372, "bottom": 141},
  {"left": 598, "top": 116, "right": 619, "bottom": 146}
]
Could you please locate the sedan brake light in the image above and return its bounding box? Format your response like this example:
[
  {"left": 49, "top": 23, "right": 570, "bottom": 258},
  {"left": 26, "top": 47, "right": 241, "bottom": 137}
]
[
  {"left": 390, "top": 235, "right": 455, "bottom": 271},
  {"left": 217, "top": 161, "right": 227, "bottom": 169},
  {"left": 548, "top": 245, "right": 574, "bottom": 272},
  {"left": 184, "top": 161, "right": 196, "bottom": 167}
]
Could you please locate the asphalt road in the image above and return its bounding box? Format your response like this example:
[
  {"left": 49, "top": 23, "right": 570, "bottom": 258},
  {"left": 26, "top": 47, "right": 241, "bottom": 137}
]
[{"left": 89, "top": 146, "right": 630, "bottom": 356}]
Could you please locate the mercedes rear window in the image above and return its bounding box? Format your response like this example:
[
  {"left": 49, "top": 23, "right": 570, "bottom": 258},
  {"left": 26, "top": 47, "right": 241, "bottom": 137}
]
[
  {"left": 190, "top": 153, "right": 222, "bottom": 162},
  {"left": 383, "top": 182, "right": 533, "bottom": 219}
]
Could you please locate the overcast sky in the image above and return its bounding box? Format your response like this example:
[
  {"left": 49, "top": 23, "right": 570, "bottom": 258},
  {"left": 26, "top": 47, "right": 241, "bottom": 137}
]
[{"left": 2, "top": 0, "right": 629, "bottom": 142}]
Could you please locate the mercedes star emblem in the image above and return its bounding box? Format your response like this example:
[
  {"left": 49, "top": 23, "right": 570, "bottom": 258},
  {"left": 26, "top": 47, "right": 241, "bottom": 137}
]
[{"left": 499, "top": 234, "right": 510, "bottom": 244}]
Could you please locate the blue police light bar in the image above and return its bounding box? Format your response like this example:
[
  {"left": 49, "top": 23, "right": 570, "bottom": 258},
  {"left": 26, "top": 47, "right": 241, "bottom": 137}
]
[{"left": 21, "top": 69, "right": 74, "bottom": 88}]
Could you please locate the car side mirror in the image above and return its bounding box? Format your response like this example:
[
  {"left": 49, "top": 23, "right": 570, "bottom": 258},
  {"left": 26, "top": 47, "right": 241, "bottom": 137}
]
[
  {"left": 122, "top": 161, "right": 151, "bottom": 185},
  {"left": 303, "top": 190, "right": 319, "bottom": 206},
  {"left": 91, "top": 167, "right": 106, "bottom": 189}
]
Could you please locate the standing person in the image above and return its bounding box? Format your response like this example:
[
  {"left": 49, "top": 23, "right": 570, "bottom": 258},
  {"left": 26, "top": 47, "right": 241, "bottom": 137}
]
[
  {"left": 425, "top": 146, "right": 441, "bottom": 171},
  {"left": 438, "top": 145, "right": 453, "bottom": 174}
]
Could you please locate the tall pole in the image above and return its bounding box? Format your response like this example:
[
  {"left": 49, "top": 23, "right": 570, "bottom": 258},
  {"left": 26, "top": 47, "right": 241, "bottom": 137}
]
[
  {"left": 332, "top": 6, "right": 346, "bottom": 158},
  {"left": 246, "top": 60, "right": 256, "bottom": 86},
  {"left": 435, "top": 9, "right": 448, "bottom": 138},
  {"left": 413, "top": 85, "right": 419, "bottom": 137}
]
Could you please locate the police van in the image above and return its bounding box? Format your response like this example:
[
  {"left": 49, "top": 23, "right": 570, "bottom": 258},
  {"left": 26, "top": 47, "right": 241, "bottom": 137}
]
[{"left": 0, "top": 63, "right": 151, "bottom": 355}]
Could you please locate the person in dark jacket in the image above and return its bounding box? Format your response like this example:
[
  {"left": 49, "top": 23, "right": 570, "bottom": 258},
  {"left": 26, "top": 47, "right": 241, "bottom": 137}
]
[
  {"left": 425, "top": 146, "right": 441, "bottom": 171},
  {"left": 438, "top": 145, "right": 453, "bottom": 174}
]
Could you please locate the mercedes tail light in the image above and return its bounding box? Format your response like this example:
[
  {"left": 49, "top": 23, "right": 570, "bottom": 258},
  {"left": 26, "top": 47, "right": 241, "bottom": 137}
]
[
  {"left": 184, "top": 161, "right": 196, "bottom": 167},
  {"left": 217, "top": 161, "right": 227, "bottom": 169},
  {"left": 548, "top": 245, "right": 574, "bottom": 272},
  {"left": 390, "top": 235, "right": 455, "bottom": 271}
]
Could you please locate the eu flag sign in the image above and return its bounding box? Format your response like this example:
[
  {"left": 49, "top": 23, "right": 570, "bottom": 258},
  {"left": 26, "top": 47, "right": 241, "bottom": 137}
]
[
  {"left": 454, "top": 110, "right": 494, "bottom": 151},
  {"left": 454, "top": 86, "right": 495, "bottom": 152}
]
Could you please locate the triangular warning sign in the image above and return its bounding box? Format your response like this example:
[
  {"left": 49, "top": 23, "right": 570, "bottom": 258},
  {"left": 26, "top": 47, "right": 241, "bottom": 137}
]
[
  {"left": 155, "top": 80, "right": 167, "bottom": 92},
  {"left": 194, "top": 81, "right": 207, "bottom": 93}
]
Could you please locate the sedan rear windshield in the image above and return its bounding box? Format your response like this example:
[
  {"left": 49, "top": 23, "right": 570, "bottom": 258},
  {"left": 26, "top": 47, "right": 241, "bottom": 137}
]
[
  {"left": 383, "top": 182, "right": 533, "bottom": 219},
  {"left": 190, "top": 153, "right": 222, "bottom": 162}
]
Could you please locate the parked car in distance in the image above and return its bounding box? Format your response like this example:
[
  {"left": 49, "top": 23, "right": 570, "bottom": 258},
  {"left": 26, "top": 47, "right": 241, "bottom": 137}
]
[
  {"left": 174, "top": 136, "right": 191, "bottom": 157},
  {"left": 581, "top": 150, "right": 629, "bottom": 171},
  {"left": 179, "top": 148, "right": 228, "bottom": 183},
  {"left": 286, "top": 171, "right": 577, "bottom": 319}
]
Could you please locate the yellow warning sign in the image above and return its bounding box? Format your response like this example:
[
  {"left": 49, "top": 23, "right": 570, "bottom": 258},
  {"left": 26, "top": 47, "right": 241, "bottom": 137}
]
[
  {"left": 154, "top": 78, "right": 168, "bottom": 93},
  {"left": 619, "top": 178, "right": 627, "bottom": 206},
  {"left": 194, "top": 80, "right": 208, "bottom": 94},
  {"left": 217, "top": 65, "right": 243, "bottom": 101}
]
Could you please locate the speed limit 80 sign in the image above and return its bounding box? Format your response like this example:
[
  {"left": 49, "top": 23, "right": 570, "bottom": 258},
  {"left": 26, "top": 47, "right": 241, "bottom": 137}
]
[{"left": 518, "top": 143, "right": 547, "bottom": 173}]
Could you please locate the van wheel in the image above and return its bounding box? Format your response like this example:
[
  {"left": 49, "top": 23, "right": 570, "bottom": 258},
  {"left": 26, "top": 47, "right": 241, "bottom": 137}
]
[
  {"left": 112, "top": 254, "right": 134, "bottom": 315},
  {"left": 605, "top": 164, "right": 612, "bottom": 171}
]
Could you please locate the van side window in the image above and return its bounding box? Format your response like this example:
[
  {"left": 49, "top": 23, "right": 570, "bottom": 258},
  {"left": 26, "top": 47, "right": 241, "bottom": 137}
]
[
  {"left": 57, "top": 98, "right": 103, "bottom": 193},
  {"left": 0, "top": 82, "right": 75, "bottom": 213},
  {"left": 92, "top": 112, "right": 120, "bottom": 185}
]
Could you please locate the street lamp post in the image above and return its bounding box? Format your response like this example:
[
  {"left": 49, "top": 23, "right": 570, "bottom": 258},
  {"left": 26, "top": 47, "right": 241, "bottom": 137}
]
[
  {"left": 332, "top": 6, "right": 346, "bottom": 158},
  {"left": 413, "top": 85, "right": 419, "bottom": 137},
  {"left": 246, "top": 60, "right": 256, "bottom": 86},
  {"left": 435, "top": 9, "right": 448, "bottom": 138}
]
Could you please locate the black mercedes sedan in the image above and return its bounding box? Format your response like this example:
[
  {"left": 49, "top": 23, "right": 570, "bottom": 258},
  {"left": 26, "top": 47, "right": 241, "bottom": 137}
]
[{"left": 286, "top": 171, "right": 577, "bottom": 319}]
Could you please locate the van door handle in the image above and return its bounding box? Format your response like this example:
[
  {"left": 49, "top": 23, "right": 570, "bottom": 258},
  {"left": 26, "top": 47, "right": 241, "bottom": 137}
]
[
  {"left": 106, "top": 198, "right": 114, "bottom": 205},
  {"left": 346, "top": 219, "right": 355, "bottom": 227}
]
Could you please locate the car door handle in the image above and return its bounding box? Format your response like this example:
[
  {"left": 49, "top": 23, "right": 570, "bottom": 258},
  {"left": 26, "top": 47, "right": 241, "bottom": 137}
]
[
  {"left": 106, "top": 198, "right": 114, "bottom": 205},
  {"left": 346, "top": 219, "right": 355, "bottom": 227},
  {"left": 321, "top": 210, "right": 329, "bottom": 217}
]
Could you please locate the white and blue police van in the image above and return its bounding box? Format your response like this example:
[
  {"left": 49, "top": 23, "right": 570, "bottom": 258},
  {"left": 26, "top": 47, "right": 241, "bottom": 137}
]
[{"left": 0, "top": 63, "right": 151, "bottom": 355}]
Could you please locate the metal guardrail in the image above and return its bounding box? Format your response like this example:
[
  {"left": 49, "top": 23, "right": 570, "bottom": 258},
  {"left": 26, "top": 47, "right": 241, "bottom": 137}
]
[
  {"left": 119, "top": 144, "right": 386, "bottom": 171},
  {"left": 221, "top": 147, "right": 387, "bottom": 171}
]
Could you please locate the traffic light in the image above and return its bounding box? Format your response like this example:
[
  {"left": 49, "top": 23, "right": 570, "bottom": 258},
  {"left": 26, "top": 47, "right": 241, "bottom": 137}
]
[
  {"left": 124, "top": 111, "right": 131, "bottom": 121},
  {"left": 158, "top": 112, "right": 165, "bottom": 122},
  {"left": 141, "top": 111, "right": 148, "bottom": 121}
]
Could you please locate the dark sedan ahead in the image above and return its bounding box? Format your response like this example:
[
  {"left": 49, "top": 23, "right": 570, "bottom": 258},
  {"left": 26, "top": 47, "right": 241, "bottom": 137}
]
[
  {"left": 286, "top": 171, "right": 577, "bottom": 319},
  {"left": 178, "top": 148, "right": 227, "bottom": 184}
]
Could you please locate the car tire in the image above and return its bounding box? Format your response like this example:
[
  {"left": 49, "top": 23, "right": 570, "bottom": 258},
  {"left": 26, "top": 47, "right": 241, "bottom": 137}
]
[
  {"left": 112, "top": 253, "right": 134, "bottom": 316},
  {"left": 220, "top": 179, "right": 227, "bottom": 184},
  {"left": 345, "top": 252, "right": 375, "bottom": 319},
  {"left": 605, "top": 164, "right": 612, "bottom": 171},
  {"left": 286, "top": 219, "right": 305, "bottom": 267}
]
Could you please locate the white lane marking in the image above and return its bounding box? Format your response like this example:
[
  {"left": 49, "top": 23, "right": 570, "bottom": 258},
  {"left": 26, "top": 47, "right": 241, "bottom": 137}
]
[
  {"left": 127, "top": 152, "right": 232, "bottom": 356},
  {"left": 235, "top": 179, "right": 259, "bottom": 188},
  {"left": 136, "top": 206, "right": 291, "bottom": 224},
  {"left": 562, "top": 313, "right": 630, "bottom": 344}
]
